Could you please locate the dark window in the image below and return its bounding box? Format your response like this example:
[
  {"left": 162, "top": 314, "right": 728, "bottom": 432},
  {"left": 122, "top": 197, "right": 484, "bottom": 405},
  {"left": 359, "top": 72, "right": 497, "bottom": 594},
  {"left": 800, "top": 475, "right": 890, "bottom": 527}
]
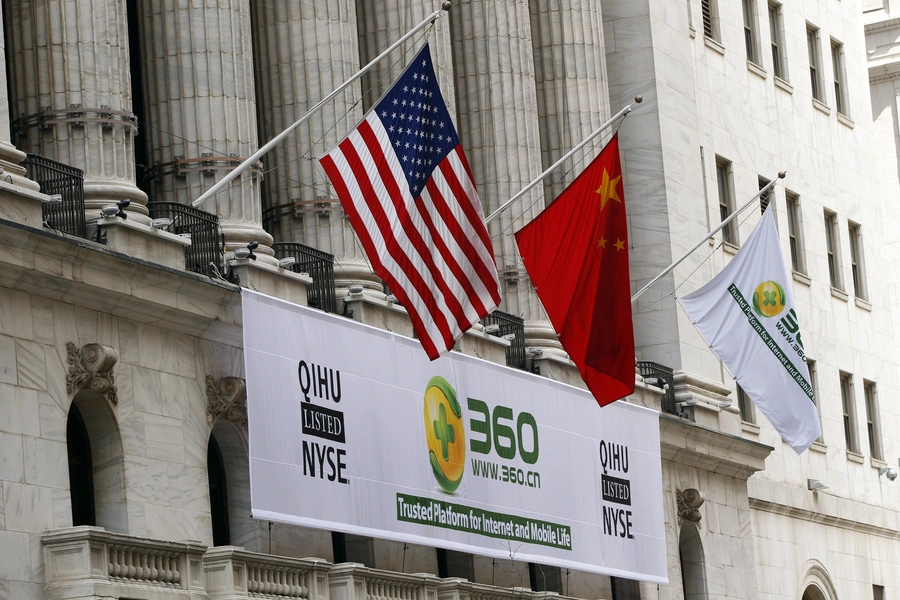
[
  {"left": 824, "top": 211, "right": 841, "bottom": 289},
  {"left": 611, "top": 576, "right": 642, "bottom": 600},
  {"left": 332, "top": 533, "right": 376, "bottom": 567},
  {"left": 67, "top": 403, "right": 96, "bottom": 527},
  {"left": 743, "top": 0, "right": 757, "bottom": 63},
  {"left": 208, "top": 435, "right": 231, "bottom": 546},
  {"left": 864, "top": 382, "right": 882, "bottom": 459},
  {"left": 759, "top": 177, "right": 771, "bottom": 214},
  {"left": 701, "top": 0, "right": 719, "bottom": 40},
  {"left": 808, "top": 27, "right": 822, "bottom": 101},
  {"left": 848, "top": 223, "right": 866, "bottom": 299},
  {"left": 529, "top": 563, "right": 563, "bottom": 593},
  {"left": 716, "top": 159, "right": 736, "bottom": 245},
  {"left": 737, "top": 383, "right": 756, "bottom": 424},
  {"left": 437, "top": 548, "right": 475, "bottom": 581},
  {"left": 832, "top": 41, "right": 847, "bottom": 116},
  {"left": 874, "top": 584, "right": 885, "bottom": 600},
  {"left": 840, "top": 372, "right": 858, "bottom": 453},
  {"left": 769, "top": 4, "right": 786, "bottom": 79},
  {"left": 808, "top": 360, "right": 823, "bottom": 443},
  {"left": 786, "top": 193, "right": 804, "bottom": 273}
]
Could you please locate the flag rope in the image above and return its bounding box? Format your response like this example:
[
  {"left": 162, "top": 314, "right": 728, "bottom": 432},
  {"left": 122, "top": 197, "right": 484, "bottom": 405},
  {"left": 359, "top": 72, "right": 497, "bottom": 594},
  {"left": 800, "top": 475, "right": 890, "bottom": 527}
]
[
  {"left": 630, "top": 172, "right": 785, "bottom": 303},
  {"left": 192, "top": 3, "right": 451, "bottom": 207}
]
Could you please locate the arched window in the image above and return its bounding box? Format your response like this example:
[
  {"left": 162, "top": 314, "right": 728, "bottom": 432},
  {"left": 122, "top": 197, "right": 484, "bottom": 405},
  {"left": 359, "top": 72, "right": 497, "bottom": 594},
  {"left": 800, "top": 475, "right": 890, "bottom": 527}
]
[
  {"left": 67, "top": 403, "right": 95, "bottom": 526},
  {"left": 65, "top": 393, "right": 127, "bottom": 532},
  {"left": 208, "top": 433, "right": 231, "bottom": 546},
  {"left": 679, "top": 522, "right": 708, "bottom": 600},
  {"left": 799, "top": 560, "right": 838, "bottom": 600},
  {"left": 802, "top": 585, "right": 828, "bottom": 600}
]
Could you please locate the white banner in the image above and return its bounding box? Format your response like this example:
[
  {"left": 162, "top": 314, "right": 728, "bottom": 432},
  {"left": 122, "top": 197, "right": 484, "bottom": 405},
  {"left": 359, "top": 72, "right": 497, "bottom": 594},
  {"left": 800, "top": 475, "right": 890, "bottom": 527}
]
[
  {"left": 243, "top": 290, "right": 666, "bottom": 582},
  {"left": 680, "top": 206, "right": 821, "bottom": 453}
]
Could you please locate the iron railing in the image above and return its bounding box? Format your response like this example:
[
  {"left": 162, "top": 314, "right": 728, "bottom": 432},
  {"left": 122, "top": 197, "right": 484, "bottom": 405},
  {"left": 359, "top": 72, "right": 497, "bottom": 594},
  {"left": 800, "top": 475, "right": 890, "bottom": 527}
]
[
  {"left": 637, "top": 361, "right": 677, "bottom": 416},
  {"left": 147, "top": 202, "right": 223, "bottom": 277},
  {"left": 23, "top": 154, "right": 86, "bottom": 238},
  {"left": 482, "top": 310, "right": 526, "bottom": 370},
  {"left": 272, "top": 242, "right": 337, "bottom": 314}
]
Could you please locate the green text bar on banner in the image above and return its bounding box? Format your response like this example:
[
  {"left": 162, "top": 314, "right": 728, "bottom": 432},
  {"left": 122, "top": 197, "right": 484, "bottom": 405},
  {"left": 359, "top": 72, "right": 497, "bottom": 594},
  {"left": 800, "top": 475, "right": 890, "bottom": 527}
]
[{"left": 241, "top": 290, "right": 667, "bottom": 583}]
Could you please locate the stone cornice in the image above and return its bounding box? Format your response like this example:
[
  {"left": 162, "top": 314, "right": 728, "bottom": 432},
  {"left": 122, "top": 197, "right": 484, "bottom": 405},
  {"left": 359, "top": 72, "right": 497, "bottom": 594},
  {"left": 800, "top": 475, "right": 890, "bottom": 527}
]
[
  {"left": 869, "top": 62, "right": 900, "bottom": 85},
  {"left": 750, "top": 495, "right": 900, "bottom": 541},
  {"left": 0, "top": 217, "right": 242, "bottom": 345},
  {"left": 865, "top": 17, "right": 900, "bottom": 34},
  {"left": 660, "top": 413, "right": 773, "bottom": 480}
]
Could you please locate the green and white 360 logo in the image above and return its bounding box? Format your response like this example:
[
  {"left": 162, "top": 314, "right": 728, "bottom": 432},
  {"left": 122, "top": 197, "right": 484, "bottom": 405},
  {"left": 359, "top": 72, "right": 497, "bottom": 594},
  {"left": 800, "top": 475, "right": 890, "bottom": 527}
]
[
  {"left": 752, "top": 280, "right": 787, "bottom": 318},
  {"left": 424, "top": 376, "right": 542, "bottom": 493}
]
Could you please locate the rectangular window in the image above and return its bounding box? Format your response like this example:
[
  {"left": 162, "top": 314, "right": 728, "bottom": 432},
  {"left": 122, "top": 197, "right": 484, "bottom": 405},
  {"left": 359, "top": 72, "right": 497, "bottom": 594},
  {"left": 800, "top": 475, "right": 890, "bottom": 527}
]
[
  {"left": 825, "top": 211, "right": 842, "bottom": 290},
  {"left": 769, "top": 4, "right": 787, "bottom": 79},
  {"left": 529, "top": 563, "right": 563, "bottom": 593},
  {"left": 702, "top": 0, "right": 720, "bottom": 41},
  {"left": 737, "top": 383, "right": 756, "bottom": 424},
  {"left": 743, "top": 0, "right": 758, "bottom": 64},
  {"left": 848, "top": 222, "right": 867, "bottom": 299},
  {"left": 874, "top": 585, "right": 885, "bottom": 600},
  {"left": 808, "top": 360, "right": 823, "bottom": 443},
  {"left": 437, "top": 549, "right": 475, "bottom": 581},
  {"left": 332, "top": 533, "right": 376, "bottom": 567},
  {"left": 832, "top": 40, "right": 848, "bottom": 116},
  {"left": 785, "top": 192, "right": 805, "bottom": 273},
  {"left": 808, "top": 26, "right": 823, "bottom": 101},
  {"left": 759, "top": 177, "right": 771, "bottom": 214},
  {"left": 864, "top": 381, "right": 882, "bottom": 459},
  {"left": 717, "top": 158, "right": 736, "bottom": 245},
  {"left": 611, "top": 577, "right": 642, "bottom": 600},
  {"left": 840, "top": 372, "right": 858, "bottom": 453}
]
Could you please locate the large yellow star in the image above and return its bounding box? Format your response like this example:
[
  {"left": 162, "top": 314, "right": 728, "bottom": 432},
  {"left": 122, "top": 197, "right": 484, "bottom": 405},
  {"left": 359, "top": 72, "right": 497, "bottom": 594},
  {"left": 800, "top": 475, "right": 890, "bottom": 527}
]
[
  {"left": 597, "top": 237, "right": 607, "bottom": 249},
  {"left": 614, "top": 238, "right": 626, "bottom": 251},
  {"left": 595, "top": 169, "right": 622, "bottom": 212}
]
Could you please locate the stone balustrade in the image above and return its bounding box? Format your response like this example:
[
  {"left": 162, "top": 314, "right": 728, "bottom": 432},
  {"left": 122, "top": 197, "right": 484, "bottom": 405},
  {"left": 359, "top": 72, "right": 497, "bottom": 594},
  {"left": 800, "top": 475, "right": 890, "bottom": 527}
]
[
  {"left": 43, "top": 527, "right": 600, "bottom": 600},
  {"left": 42, "top": 526, "right": 207, "bottom": 600},
  {"left": 204, "top": 546, "right": 330, "bottom": 599}
]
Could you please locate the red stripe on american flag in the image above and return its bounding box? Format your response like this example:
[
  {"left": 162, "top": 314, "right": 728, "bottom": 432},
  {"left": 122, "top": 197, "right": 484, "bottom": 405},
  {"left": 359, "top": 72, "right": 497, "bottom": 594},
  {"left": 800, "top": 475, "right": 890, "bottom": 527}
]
[
  {"left": 421, "top": 178, "right": 490, "bottom": 317},
  {"left": 438, "top": 155, "right": 502, "bottom": 305},
  {"left": 356, "top": 121, "right": 473, "bottom": 335},
  {"left": 337, "top": 134, "right": 457, "bottom": 355},
  {"left": 319, "top": 152, "right": 443, "bottom": 359}
]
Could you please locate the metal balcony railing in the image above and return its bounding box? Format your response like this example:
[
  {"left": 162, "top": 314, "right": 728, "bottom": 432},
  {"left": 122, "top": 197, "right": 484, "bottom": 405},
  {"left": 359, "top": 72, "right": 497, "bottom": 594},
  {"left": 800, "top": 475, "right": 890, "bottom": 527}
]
[
  {"left": 23, "top": 154, "right": 86, "bottom": 238},
  {"left": 482, "top": 310, "right": 526, "bottom": 370},
  {"left": 637, "top": 361, "right": 677, "bottom": 415},
  {"left": 272, "top": 242, "right": 337, "bottom": 314},
  {"left": 147, "top": 202, "right": 223, "bottom": 277}
]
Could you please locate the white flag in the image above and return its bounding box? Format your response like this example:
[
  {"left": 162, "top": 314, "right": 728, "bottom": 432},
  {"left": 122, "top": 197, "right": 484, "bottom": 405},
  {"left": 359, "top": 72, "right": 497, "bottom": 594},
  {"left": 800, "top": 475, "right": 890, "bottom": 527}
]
[{"left": 679, "top": 206, "right": 821, "bottom": 453}]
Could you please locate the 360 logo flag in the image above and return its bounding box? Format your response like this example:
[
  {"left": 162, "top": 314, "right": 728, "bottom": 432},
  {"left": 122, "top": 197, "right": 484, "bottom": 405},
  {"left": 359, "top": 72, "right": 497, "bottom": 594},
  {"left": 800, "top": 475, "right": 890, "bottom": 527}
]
[{"left": 679, "top": 205, "right": 821, "bottom": 454}]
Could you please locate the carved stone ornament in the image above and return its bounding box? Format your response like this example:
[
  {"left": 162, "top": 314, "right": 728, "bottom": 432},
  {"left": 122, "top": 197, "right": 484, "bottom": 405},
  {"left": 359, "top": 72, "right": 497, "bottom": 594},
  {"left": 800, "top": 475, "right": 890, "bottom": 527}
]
[
  {"left": 206, "top": 376, "right": 248, "bottom": 431},
  {"left": 676, "top": 488, "right": 705, "bottom": 526},
  {"left": 66, "top": 342, "right": 120, "bottom": 405}
]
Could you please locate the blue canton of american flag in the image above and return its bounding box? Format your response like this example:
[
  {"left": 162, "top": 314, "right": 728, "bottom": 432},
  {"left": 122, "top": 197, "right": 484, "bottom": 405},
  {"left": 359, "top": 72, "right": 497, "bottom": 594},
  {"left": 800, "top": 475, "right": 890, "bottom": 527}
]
[{"left": 321, "top": 44, "right": 501, "bottom": 360}]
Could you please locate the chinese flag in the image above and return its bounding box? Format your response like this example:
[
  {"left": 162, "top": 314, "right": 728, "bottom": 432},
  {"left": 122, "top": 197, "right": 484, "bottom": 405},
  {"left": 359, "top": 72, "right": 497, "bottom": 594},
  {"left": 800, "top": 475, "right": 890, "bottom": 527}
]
[{"left": 515, "top": 133, "right": 635, "bottom": 406}]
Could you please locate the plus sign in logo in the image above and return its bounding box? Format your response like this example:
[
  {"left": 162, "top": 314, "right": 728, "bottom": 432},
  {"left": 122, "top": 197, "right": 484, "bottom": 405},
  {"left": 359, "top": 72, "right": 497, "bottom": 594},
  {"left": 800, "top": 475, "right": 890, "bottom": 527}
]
[{"left": 423, "top": 376, "right": 465, "bottom": 493}]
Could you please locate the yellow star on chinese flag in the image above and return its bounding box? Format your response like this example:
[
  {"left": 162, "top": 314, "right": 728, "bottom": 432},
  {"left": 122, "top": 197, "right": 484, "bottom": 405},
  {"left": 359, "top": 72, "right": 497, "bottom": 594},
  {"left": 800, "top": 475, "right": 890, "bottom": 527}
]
[
  {"left": 597, "top": 237, "right": 607, "bottom": 249},
  {"left": 595, "top": 168, "right": 622, "bottom": 212},
  {"left": 614, "top": 238, "right": 626, "bottom": 251}
]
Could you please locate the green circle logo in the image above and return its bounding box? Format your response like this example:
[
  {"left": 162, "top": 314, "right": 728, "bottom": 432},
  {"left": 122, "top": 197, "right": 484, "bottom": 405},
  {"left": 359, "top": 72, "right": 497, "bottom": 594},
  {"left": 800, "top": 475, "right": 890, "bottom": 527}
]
[
  {"left": 752, "top": 280, "right": 787, "bottom": 318},
  {"left": 424, "top": 376, "right": 465, "bottom": 493}
]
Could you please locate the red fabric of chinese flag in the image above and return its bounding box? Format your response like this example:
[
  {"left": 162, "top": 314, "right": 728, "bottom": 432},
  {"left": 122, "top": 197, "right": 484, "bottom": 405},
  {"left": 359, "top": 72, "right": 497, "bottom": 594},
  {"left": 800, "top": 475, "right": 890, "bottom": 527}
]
[{"left": 514, "top": 133, "right": 635, "bottom": 406}]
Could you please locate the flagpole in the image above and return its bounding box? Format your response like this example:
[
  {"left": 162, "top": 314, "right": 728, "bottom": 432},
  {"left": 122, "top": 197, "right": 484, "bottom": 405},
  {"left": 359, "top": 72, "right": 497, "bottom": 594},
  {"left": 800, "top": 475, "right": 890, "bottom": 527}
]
[
  {"left": 191, "top": 2, "right": 451, "bottom": 208},
  {"left": 630, "top": 171, "right": 786, "bottom": 303},
  {"left": 483, "top": 96, "right": 642, "bottom": 225}
]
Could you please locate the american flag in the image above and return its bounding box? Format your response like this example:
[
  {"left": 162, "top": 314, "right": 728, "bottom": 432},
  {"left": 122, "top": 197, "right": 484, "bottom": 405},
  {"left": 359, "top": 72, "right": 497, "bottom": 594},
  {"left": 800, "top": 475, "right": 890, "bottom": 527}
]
[{"left": 320, "top": 44, "right": 501, "bottom": 360}]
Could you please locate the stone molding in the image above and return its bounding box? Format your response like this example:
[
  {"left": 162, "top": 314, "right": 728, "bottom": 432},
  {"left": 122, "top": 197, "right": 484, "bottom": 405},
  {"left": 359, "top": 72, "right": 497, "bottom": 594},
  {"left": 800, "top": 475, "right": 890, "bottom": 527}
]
[
  {"left": 66, "top": 342, "right": 119, "bottom": 405},
  {"left": 672, "top": 370, "right": 732, "bottom": 410},
  {"left": 206, "top": 376, "right": 248, "bottom": 431},
  {"left": 865, "top": 17, "right": 900, "bottom": 34},
  {"left": 676, "top": 488, "right": 705, "bottom": 527}
]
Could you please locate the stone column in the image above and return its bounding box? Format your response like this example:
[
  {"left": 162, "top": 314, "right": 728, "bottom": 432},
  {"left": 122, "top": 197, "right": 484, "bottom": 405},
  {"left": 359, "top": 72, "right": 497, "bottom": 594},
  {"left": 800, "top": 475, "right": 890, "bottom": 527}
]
[
  {"left": 251, "top": 1, "right": 379, "bottom": 289},
  {"left": 449, "top": 0, "right": 558, "bottom": 349},
  {"left": 137, "top": 0, "right": 274, "bottom": 260},
  {"left": 5, "top": 0, "right": 147, "bottom": 216},
  {"left": 529, "top": 0, "right": 611, "bottom": 203},
  {"left": 356, "top": 0, "right": 456, "bottom": 119},
  {"left": 0, "top": 5, "right": 37, "bottom": 191}
]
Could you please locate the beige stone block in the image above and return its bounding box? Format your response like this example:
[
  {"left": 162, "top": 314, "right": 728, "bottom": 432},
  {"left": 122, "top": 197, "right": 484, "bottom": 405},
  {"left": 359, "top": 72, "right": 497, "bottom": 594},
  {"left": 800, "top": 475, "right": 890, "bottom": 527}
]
[
  {"left": 144, "top": 413, "right": 185, "bottom": 463},
  {"left": 0, "top": 384, "right": 40, "bottom": 437},
  {"left": 3, "top": 481, "right": 53, "bottom": 533},
  {"left": 23, "top": 436, "right": 68, "bottom": 489},
  {"left": 38, "top": 392, "right": 67, "bottom": 443},
  {"left": 131, "top": 365, "right": 163, "bottom": 415},
  {"left": 123, "top": 456, "right": 169, "bottom": 505},
  {"left": 30, "top": 296, "right": 55, "bottom": 345},
  {"left": 15, "top": 339, "right": 47, "bottom": 391},
  {"left": 0, "top": 529, "right": 32, "bottom": 581},
  {"left": 0, "top": 432, "right": 24, "bottom": 483},
  {"left": 0, "top": 333, "right": 16, "bottom": 385},
  {"left": 167, "top": 464, "right": 209, "bottom": 512}
]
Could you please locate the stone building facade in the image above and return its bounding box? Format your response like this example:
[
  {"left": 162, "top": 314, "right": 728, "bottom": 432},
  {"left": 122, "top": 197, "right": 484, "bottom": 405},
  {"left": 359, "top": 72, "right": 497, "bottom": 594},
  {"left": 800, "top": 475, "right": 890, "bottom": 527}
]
[{"left": 0, "top": 1, "right": 895, "bottom": 600}]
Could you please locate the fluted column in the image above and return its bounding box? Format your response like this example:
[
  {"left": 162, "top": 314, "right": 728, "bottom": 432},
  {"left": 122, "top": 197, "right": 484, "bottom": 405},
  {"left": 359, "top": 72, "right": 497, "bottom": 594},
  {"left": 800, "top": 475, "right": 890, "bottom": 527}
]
[
  {"left": 450, "top": 0, "right": 558, "bottom": 349},
  {"left": 356, "top": 0, "right": 456, "bottom": 119},
  {"left": 251, "top": 1, "right": 378, "bottom": 288},
  {"left": 530, "top": 0, "right": 611, "bottom": 202},
  {"left": 5, "top": 0, "right": 147, "bottom": 217},
  {"left": 0, "top": 5, "right": 37, "bottom": 191},
  {"left": 138, "top": 0, "right": 274, "bottom": 260}
]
